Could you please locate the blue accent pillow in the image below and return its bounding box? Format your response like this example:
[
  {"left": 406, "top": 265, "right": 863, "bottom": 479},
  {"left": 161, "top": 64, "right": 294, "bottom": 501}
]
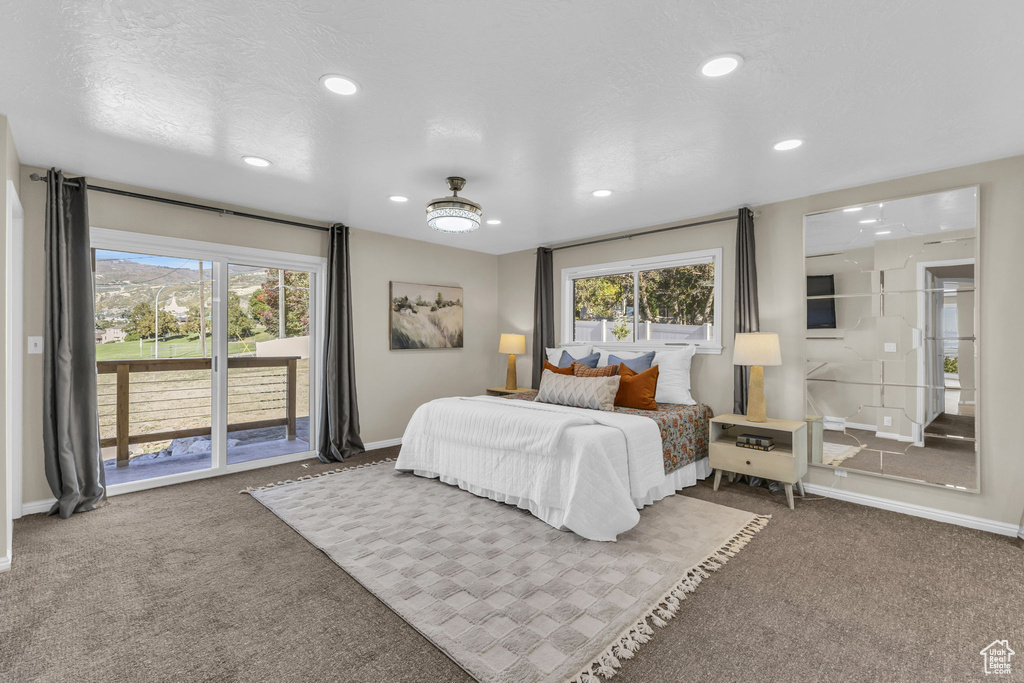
[
  {"left": 559, "top": 350, "right": 600, "bottom": 368},
  {"left": 609, "top": 351, "right": 656, "bottom": 373}
]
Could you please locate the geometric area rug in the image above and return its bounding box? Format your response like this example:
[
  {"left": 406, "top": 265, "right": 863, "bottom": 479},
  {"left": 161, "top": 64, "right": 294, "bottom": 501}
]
[{"left": 248, "top": 460, "right": 769, "bottom": 683}]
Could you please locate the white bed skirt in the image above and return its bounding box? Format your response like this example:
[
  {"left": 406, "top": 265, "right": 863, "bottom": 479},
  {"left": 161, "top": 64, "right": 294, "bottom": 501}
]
[{"left": 410, "top": 457, "right": 712, "bottom": 534}]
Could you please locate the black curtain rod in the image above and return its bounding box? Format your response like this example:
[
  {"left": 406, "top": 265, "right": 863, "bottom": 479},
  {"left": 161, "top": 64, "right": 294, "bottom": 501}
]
[
  {"left": 29, "top": 172, "right": 332, "bottom": 232},
  {"left": 548, "top": 212, "right": 743, "bottom": 252}
]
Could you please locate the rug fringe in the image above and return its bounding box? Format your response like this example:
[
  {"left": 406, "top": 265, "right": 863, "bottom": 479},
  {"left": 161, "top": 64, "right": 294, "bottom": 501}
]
[
  {"left": 239, "top": 457, "right": 397, "bottom": 494},
  {"left": 566, "top": 513, "right": 771, "bottom": 683}
]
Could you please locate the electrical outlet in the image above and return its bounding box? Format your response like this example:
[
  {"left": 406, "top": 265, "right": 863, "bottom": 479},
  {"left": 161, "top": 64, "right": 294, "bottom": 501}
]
[
  {"left": 884, "top": 342, "right": 897, "bottom": 353},
  {"left": 27, "top": 336, "right": 43, "bottom": 354},
  {"left": 883, "top": 416, "right": 893, "bottom": 427},
  {"left": 835, "top": 469, "right": 848, "bottom": 478}
]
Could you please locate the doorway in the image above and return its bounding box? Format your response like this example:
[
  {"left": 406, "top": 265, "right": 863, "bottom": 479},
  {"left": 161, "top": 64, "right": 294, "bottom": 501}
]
[{"left": 91, "top": 229, "right": 324, "bottom": 494}]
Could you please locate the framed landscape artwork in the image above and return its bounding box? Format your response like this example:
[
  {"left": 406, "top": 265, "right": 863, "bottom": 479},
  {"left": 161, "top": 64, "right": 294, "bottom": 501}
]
[{"left": 389, "top": 281, "right": 464, "bottom": 349}]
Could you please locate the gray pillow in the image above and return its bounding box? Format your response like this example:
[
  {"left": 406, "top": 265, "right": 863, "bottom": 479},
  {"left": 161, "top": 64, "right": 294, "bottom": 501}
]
[
  {"left": 559, "top": 350, "right": 600, "bottom": 368},
  {"left": 535, "top": 370, "right": 620, "bottom": 411},
  {"left": 609, "top": 351, "right": 656, "bottom": 373}
]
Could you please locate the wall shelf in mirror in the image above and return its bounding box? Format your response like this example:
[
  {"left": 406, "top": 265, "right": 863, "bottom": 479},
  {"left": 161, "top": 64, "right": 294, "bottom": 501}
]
[{"left": 803, "top": 186, "right": 979, "bottom": 493}]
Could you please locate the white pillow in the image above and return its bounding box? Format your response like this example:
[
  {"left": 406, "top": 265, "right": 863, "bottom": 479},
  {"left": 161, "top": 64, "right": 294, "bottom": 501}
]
[
  {"left": 652, "top": 346, "right": 697, "bottom": 405},
  {"left": 545, "top": 344, "right": 593, "bottom": 366},
  {"left": 535, "top": 370, "right": 620, "bottom": 411},
  {"left": 593, "top": 347, "right": 646, "bottom": 367}
]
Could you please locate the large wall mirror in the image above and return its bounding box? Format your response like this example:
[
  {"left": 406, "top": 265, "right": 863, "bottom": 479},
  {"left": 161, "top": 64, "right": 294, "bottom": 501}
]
[{"left": 803, "top": 187, "right": 979, "bottom": 491}]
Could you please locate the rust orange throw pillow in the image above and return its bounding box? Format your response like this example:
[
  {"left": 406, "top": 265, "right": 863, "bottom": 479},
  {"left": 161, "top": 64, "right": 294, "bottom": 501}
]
[
  {"left": 615, "top": 364, "right": 659, "bottom": 410},
  {"left": 543, "top": 361, "right": 574, "bottom": 376},
  {"left": 572, "top": 361, "right": 618, "bottom": 377}
]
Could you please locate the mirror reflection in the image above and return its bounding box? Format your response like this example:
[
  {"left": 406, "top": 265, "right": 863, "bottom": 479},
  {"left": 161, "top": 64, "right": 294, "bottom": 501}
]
[{"left": 804, "top": 187, "right": 978, "bottom": 491}]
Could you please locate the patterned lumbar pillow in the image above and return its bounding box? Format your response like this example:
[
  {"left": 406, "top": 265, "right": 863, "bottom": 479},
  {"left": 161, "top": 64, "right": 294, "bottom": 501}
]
[
  {"left": 572, "top": 361, "right": 618, "bottom": 377},
  {"left": 536, "top": 370, "right": 620, "bottom": 411}
]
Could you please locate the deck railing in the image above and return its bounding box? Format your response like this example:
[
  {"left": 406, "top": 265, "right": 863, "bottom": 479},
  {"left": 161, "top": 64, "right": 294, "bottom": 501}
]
[{"left": 97, "top": 356, "right": 300, "bottom": 467}]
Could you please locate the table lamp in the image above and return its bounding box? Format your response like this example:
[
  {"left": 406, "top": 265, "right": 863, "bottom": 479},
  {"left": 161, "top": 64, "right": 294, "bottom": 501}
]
[
  {"left": 733, "top": 332, "right": 782, "bottom": 422},
  {"left": 498, "top": 333, "right": 527, "bottom": 390}
]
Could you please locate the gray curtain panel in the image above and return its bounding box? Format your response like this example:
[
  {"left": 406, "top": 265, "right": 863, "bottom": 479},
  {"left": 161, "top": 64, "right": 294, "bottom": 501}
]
[
  {"left": 43, "top": 168, "right": 106, "bottom": 517},
  {"left": 733, "top": 207, "right": 760, "bottom": 415},
  {"left": 319, "top": 224, "right": 365, "bottom": 462},
  {"left": 532, "top": 247, "right": 555, "bottom": 389}
]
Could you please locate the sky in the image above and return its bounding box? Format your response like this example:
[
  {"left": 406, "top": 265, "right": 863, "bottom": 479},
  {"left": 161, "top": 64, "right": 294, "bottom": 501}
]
[{"left": 95, "top": 250, "right": 198, "bottom": 269}]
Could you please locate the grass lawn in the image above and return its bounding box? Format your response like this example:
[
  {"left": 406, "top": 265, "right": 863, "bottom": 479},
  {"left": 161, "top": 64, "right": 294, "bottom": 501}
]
[{"left": 95, "top": 335, "right": 260, "bottom": 361}]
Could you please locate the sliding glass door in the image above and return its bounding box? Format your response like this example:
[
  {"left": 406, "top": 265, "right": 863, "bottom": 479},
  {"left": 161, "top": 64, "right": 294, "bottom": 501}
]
[
  {"left": 91, "top": 229, "right": 324, "bottom": 493},
  {"left": 225, "top": 263, "right": 314, "bottom": 465}
]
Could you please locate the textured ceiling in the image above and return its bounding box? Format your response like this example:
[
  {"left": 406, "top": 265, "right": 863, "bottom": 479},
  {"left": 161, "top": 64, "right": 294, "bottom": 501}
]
[{"left": 1, "top": 0, "right": 1023, "bottom": 255}]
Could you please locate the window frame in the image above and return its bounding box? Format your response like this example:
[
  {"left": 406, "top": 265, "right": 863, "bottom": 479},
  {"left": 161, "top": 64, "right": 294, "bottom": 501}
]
[{"left": 561, "top": 248, "right": 723, "bottom": 354}]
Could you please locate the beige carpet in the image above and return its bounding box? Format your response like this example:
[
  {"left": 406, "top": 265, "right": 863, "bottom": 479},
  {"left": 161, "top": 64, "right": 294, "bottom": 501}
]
[
  {"left": 2, "top": 446, "right": 1022, "bottom": 682},
  {"left": 250, "top": 460, "right": 768, "bottom": 683}
]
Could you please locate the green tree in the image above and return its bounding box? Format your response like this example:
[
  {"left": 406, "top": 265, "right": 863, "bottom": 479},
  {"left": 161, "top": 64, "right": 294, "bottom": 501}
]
[
  {"left": 638, "top": 263, "right": 714, "bottom": 325},
  {"left": 124, "top": 301, "right": 181, "bottom": 339},
  {"left": 250, "top": 270, "right": 309, "bottom": 337},
  {"left": 227, "top": 291, "right": 254, "bottom": 340},
  {"left": 182, "top": 305, "right": 211, "bottom": 336}
]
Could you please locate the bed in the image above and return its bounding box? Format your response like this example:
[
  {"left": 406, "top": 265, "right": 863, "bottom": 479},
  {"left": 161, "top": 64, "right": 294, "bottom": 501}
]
[{"left": 394, "top": 390, "right": 713, "bottom": 541}]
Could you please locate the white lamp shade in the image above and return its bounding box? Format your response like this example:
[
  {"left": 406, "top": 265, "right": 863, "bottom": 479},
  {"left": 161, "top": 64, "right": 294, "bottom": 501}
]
[
  {"left": 498, "top": 333, "right": 526, "bottom": 355},
  {"left": 733, "top": 332, "right": 782, "bottom": 366}
]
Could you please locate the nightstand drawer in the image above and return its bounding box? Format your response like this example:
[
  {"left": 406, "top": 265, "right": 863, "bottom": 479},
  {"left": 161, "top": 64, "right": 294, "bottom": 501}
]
[{"left": 709, "top": 442, "right": 800, "bottom": 483}]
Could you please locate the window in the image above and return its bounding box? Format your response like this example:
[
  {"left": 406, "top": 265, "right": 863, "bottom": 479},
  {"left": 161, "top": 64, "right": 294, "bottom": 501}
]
[
  {"left": 562, "top": 249, "right": 722, "bottom": 353},
  {"left": 91, "top": 228, "right": 325, "bottom": 495}
]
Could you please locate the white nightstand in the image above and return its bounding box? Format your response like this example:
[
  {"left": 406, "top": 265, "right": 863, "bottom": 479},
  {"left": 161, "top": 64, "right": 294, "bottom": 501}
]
[{"left": 709, "top": 413, "right": 808, "bottom": 510}]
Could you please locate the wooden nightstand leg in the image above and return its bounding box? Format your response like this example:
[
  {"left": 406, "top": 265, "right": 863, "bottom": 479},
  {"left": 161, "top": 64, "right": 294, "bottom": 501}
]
[
  {"left": 796, "top": 480, "right": 806, "bottom": 497},
  {"left": 713, "top": 469, "right": 723, "bottom": 491},
  {"left": 784, "top": 483, "right": 795, "bottom": 510}
]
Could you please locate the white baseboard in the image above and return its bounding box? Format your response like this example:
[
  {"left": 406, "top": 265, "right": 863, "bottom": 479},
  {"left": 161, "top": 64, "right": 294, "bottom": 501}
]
[
  {"left": 803, "top": 483, "right": 1019, "bottom": 537},
  {"left": 364, "top": 438, "right": 401, "bottom": 451},
  {"left": 0, "top": 555, "right": 10, "bottom": 572},
  {"left": 21, "top": 498, "right": 56, "bottom": 516}
]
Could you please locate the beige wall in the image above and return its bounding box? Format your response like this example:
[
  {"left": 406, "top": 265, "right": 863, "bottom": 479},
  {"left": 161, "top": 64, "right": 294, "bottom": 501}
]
[
  {"left": 2, "top": 115, "right": 22, "bottom": 566},
  {"left": 18, "top": 166, "right": 501, "bottom": 505},
  {"left": 498, "top": 154, "right": 1024, "bottom": 526}
]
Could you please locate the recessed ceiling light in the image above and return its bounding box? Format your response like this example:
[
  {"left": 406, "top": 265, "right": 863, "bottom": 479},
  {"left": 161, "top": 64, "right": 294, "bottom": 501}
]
[
  {"left": 773, "top": 139, "right": 803, "bottom": 151},
  {"left": 486, "top": 219, "right": 502, "bottom": 225},
  {"left": 860, "top": 219, "right": 879, "bottom": 224},
  {"left": 388, "top": 195, "right": 408, "bottom": 203},
  {"left": 700, "top": 54, "right": 743, "bottom": 77},
  {"left": 592, "top": 189, "right": 613, "bottom": 197},
  {"left": 843, "top": 207, "right": 863, "bottom": 213},
  {"left": 875, "top": 230, "right": 892, "bottom": 235},
  {"left": 242, "top": 156, "right": 272, "bottom": 167},
  {"left": 320, "top": 74, "right": 359, "bottom": 95}
]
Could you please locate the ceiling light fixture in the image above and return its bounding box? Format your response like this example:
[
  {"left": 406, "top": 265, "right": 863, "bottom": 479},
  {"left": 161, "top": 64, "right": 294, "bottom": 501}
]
[
  {"left": 843, "top": 207, "right": 863, "bottom": 213},
  {"left": 875, "top": 230, "right": 892, "bottom": 235},
  {"left": 700, "top": 54, "right": 743, "bottom": 77},
  {"left": 242, "top": 156, "right": 272, "bottom": 167},
  {"left": 426, "top": 177, "right": 482, "bottom": 234},
  {"left": 486, "top": 219, "right": 502, "bottom": 225},
  {"left": 388, "top": 195, "right": 409, "bottom": 203},
  {"left": 859, "top": 219, "right": 879, "bottom": 224},
  {"left": 320, "top": 74, "right": 359, "bottom": 95},
  {"left": 773, "top": 139, "right": 803, "bottom": 151},
  {"left": 592, "top": 189, "right": 613, "bottom": 197}
]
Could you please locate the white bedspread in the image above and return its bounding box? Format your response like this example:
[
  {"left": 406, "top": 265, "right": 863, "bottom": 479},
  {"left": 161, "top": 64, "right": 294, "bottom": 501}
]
[{"left": 396, "top": 396, "right": 668, "bottom": 541}]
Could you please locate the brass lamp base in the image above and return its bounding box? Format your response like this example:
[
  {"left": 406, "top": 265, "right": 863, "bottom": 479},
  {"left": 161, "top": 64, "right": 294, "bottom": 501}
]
[
  {"left": 746, "top": 365, "right": 767, "bottom": 422},
  {"left": 505, "top": 353, "right": 518, "bottom": 390}
]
